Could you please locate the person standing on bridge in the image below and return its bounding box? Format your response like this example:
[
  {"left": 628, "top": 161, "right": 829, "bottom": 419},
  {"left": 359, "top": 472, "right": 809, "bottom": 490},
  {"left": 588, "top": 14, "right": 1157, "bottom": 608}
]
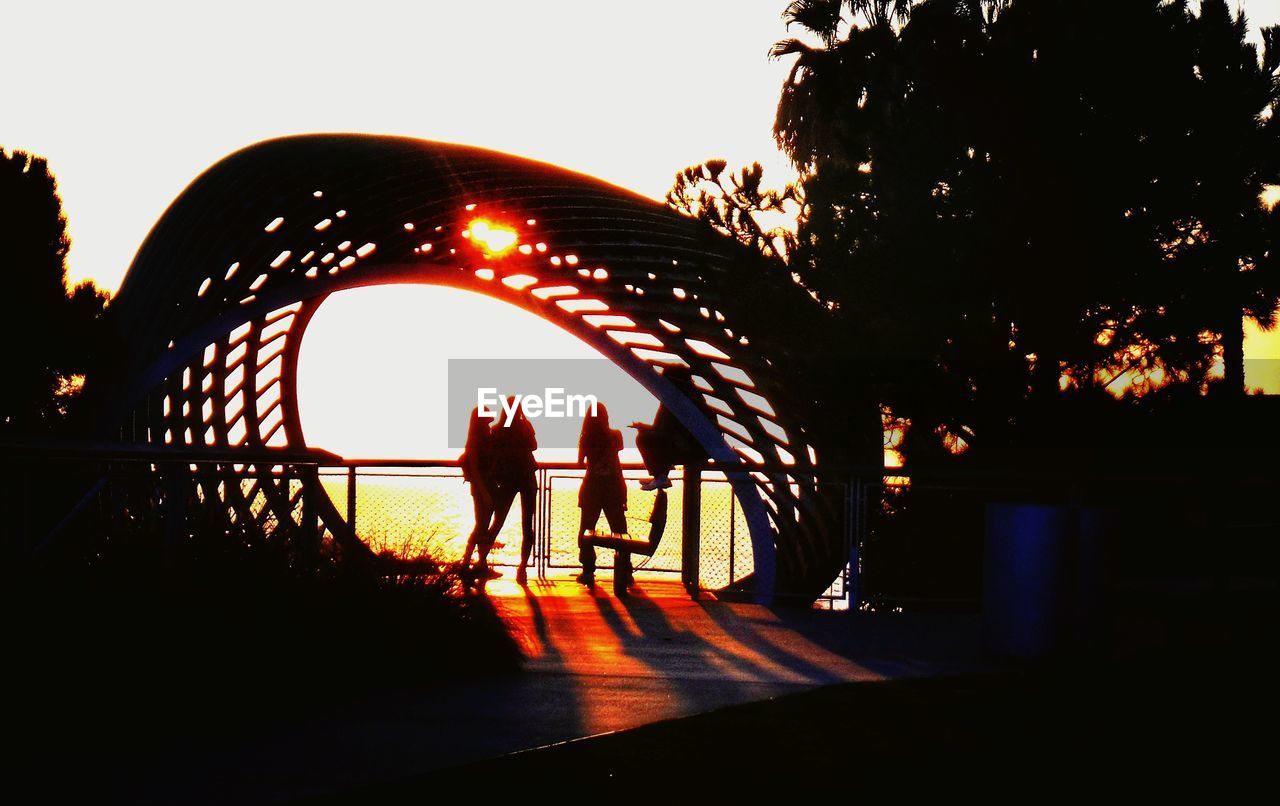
[
  {"left": 487, "top": 397, "right": 538, "bottom": 585},
  {"left": 577, "top": 403, "right": 630, "bottom": 592},
  {"left": 460, "top": 406, "right": 499, "bottom": 578},
  {"left": 632, "top": 367, "right": 707, "bottom": 491}
]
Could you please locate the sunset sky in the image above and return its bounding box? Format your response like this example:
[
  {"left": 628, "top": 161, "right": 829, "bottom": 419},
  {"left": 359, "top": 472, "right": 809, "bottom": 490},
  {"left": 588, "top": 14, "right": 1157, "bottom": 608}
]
[
  {"left": 4, "top": 0, "right": 1279, "bottom": 455},
  {"left": 5, "top": 0, "right": 798, "bottom": 294}
]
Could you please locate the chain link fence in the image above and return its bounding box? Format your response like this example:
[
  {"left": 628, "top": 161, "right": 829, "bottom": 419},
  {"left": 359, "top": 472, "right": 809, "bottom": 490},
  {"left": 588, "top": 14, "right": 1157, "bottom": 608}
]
[
  {"left": 324, "top": 465, "right": 767, "bottom": 595},
  {"left": 6, "top": 451, "right": 852, "bottom": 602},
  {"left": 318, "top": 468, "right": 475, "bottom": 561},
  {"left": 318, "top": 463, "right": 859, "bottom": 605},
  {"left": 7, "top": 448, "right": 1060, "bottom": 611},
  {"left": 14, "top": 444, "right": 1279, "bottom": 614}
]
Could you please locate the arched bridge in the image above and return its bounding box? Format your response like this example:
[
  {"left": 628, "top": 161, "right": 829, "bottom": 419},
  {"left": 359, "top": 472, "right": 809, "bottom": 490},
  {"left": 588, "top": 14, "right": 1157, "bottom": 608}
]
[{"left": 98, "top": 134, "right": 850, "bottom": 602}]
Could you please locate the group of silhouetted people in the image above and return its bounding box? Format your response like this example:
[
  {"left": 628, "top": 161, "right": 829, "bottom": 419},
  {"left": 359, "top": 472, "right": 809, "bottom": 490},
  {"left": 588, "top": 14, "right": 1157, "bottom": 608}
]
[
  {"left": 460, "top": 399, "right": 538, "bottom": 584},
  {"left": 460, "top": 389, "right": 704, "bottom": 592}
]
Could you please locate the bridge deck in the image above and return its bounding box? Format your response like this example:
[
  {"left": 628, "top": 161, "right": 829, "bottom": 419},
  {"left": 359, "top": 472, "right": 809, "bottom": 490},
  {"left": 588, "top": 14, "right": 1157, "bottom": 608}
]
[
  {"left": 119, "top": 574, "right": 984, "bottom": 803},
  {"left": 488, "top": 574, "right": 884, "bottom": 713}
]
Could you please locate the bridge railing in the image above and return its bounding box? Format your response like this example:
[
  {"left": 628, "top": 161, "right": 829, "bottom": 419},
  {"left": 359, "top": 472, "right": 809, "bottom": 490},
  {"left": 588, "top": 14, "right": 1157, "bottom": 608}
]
[
  {"left": 14, "top": 444, "right": 1270, "bottom": 610},
  {"left": 251, "top": 459, "right": 1280, "bottom": 610},
  {"left": 319, "top": 460, "right": 854, "bottom": 605},
  {"left": 3, "top": 445, "right": 861, "bottom": 605},
  {"left": 2, "top": 446, "right": 333, "bottom": 558},
  {"left": 0, "top": 445, "right": 1061, "bottom": 611}
]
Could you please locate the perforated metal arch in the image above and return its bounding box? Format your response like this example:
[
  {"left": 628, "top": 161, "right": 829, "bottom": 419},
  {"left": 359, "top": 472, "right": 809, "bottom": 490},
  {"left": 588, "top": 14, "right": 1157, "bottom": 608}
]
[{"left": 98, "top": 134, "right": 851, "bottom": 601}]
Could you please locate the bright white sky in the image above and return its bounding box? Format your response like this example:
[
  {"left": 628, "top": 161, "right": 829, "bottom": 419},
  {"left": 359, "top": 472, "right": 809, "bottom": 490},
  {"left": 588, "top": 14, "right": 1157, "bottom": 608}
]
[
  {"left": 3, "top": 0, "right": 1278, "bottom": 457},
  {"left": 3, "top": 0, "right": 797, "bottom": 294},
  {"left": 1, "top": 0, "right": 799, "bottom": 457},
  {"left": 297, "top": 285, "right": 660, "bottom": 460},
  {"left": 12, "top": 0, "right": 1269, "bottom": 296}
]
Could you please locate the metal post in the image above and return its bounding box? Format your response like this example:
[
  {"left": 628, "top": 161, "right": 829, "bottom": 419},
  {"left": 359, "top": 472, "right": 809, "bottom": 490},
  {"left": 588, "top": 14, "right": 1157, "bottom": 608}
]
[
  {"left": 546, "top": 468, "right": 554, "bottom": 578},
  {"left": 546, "top": 468, "right": 553, "bottom": 578},
  {"left": 346, "top": 465, "right": 357, "bottom": 536},
  {"left": 848, "top": 476, "right": 863, "bottom": 608},
  {"left": 682, "top": 465, "right": 702, "bottom": 596},
  {"left": 162, "top": 466, "right": 188, "bottom": 561},
  {"left": 300, "top": 467, "right": 320, "bottom": 564},
  {"left": 729, "top": 490, "right": 736, "bottom": 584},
  {"left": 537, "top": 467, "right": 548, "bottom": 579}
]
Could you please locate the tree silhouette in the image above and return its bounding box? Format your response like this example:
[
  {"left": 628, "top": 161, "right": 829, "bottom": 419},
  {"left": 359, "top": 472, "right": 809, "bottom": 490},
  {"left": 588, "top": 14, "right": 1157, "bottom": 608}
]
[
  {"left": 753, "top": 0, "right": 1280, "bottom": 465},
  {"left": 667, "top": 157, "right": 889, "bottom": 468},
  {"left": 0, "top": 147, "right": 108, "bottom": 438},
  {"left": 666, "top": 159, "right": 799, "bottom": 262},
  {"left": 1166, "top": 0, "right": 1280, "bottom": 397}
]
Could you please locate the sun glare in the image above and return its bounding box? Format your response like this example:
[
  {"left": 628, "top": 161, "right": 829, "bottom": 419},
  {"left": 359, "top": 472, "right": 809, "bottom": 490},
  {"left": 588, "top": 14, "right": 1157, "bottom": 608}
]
[
  {"left": 1261, "top": 184, "right": 1280, "bottom": 212},
  {"left": 465, "top": 218, "right": 519, "bottom": 257}
]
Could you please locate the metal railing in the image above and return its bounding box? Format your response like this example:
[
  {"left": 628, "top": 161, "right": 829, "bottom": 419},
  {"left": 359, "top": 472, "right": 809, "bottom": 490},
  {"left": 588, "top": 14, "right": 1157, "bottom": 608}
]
[
  {"left": 319, "top": 460, "right": 788, "bottom": 599},
  {"left": 0, "top": 445, "right": 1018, "bottom": 609},
  {"left": 14, "top": 442, "right": 1271, "bottom": 610},
  {"left": 4, "top": 444, "right": 858, "bottom": 604}
]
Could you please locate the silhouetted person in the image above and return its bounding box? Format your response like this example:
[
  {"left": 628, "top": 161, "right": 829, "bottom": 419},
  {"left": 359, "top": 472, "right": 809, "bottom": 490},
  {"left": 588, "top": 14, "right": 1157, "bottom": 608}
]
[
  {"left": 460, "top": 406, "right": 499, "bottom": 576},
  {"left": 633, "top": 370, "right": 707, "bottom": 490},
  {"left": 487, "top": 397, "right": 538, "bottom": 585},
  {"left": 577, "top": 403, "right": 630, "bottom": 591}
]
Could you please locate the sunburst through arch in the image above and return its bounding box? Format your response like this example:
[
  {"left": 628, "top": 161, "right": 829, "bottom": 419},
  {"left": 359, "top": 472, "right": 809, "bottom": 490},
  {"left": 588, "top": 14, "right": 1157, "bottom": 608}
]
[{"left": 96, "top": 134, "right": 852, "bottom": 601}]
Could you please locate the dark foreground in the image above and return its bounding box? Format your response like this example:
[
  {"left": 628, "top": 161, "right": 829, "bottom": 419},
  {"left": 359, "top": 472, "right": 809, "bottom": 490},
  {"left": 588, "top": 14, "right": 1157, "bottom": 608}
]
[
  {"left": 317, "top": 654, "right": 1275, "bottom": 798},
  {"left": 9, "top": 573, "right": 1273, "bottom": 801},
  {"left": 308, "top": 578, "right": 1277, "bottom": 799}
]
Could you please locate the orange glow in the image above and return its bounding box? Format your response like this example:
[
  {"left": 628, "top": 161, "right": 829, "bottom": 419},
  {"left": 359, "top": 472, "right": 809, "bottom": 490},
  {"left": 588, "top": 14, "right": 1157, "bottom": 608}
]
[
  {"left": 1262, "top": 184, "right": 1280, "bottom": 212},
  {"left": 473, "top": 577, "right": 873, "bottom": 735},
  {"left": 466, "top": 218, "right": 519, "bottom": 257}
]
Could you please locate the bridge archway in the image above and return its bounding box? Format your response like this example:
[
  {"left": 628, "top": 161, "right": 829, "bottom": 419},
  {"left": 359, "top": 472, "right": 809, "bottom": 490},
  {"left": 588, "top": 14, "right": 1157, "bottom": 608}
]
[{"left": 98, "top": 134, "right": 848, "bottom": 601}]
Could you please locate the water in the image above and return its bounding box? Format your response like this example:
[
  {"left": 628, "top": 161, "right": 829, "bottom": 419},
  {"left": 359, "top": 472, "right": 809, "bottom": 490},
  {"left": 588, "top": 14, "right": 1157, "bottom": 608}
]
[{"left": 318, "top": 468, "right": 755, "bottom": 589}]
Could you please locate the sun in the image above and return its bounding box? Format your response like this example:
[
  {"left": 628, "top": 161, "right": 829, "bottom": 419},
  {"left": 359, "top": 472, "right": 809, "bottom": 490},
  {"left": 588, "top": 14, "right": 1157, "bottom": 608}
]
[
  {"left": 1261, "top": 184, "right": 1280, "bottom": 212},
  {"left": 464, "top": 219, "right": 519, "bottom": 257}
]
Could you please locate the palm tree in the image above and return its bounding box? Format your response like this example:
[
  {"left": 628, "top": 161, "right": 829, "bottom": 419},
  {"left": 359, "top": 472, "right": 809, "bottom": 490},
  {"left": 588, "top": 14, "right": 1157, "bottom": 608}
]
[
  {"left": 771, "top": 1, "right": 912, "bottom": 175},
  {"left": 769, "top": 0, "right": 1008, "bottom": 459},
  {"left": 1171, "top": 0, "right": 1280, "bottom": 397},
  {"left": 750, "top": 0, "right": 1280, "bottom": 472}
]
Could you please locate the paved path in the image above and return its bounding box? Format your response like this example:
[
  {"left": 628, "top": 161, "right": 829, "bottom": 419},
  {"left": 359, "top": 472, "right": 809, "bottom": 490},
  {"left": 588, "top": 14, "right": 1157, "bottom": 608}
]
[{"left": 116, "top": 575, "right": 984, "bottom": 803}]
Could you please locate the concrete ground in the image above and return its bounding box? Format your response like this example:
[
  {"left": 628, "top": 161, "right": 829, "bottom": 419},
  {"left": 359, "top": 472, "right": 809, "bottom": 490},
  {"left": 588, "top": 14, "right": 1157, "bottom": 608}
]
[{"left": 110, "top": 574, "right": 985, "bottom": 804}]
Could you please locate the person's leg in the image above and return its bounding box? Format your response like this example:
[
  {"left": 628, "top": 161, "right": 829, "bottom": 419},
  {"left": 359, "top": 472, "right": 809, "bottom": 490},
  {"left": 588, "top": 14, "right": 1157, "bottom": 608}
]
[
  {"left": 463, "top": 493, "right": 487, "bottom": 568},
  {"left": 636, "top": 429, "right": 663, "bottom": 476},
  {"left": 577, "top": 502, "right": 602, "bottom": 583},
  {"left": 603, "top": 502, "right": 629, "bottom": 535},
  {"left": 637, "top": 429, "right": 676, "bottom": 489},
  {"left": 480, "top": 482, "right": 516, "bottom": 575},
  {"left": 516, "top": 475, "right": 536, "bottom": 583}
]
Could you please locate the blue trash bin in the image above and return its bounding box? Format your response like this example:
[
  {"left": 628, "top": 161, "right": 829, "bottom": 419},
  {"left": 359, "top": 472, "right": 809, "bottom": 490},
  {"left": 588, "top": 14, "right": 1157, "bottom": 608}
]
[
  {"left": 984, "top": 503, "right": 1073, "bottom": 657},
  {"left": 984, "top": 503, "right": 1111, "bottom": 657}
]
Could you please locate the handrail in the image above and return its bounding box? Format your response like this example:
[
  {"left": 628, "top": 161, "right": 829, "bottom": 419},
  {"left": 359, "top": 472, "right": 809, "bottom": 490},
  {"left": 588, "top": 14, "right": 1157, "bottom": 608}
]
[
  {"left": 6, "top": 441, "right": 1279, "bottom": 486},
  {"left": 0, "top": 440, "right": 341, "bottom": 465}
]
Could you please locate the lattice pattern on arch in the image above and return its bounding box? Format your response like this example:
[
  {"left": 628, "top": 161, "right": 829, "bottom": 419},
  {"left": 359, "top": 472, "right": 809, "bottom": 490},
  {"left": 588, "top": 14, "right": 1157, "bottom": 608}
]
[{"left": 99, "top": 134, "right": 852, "bottom": 600}]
